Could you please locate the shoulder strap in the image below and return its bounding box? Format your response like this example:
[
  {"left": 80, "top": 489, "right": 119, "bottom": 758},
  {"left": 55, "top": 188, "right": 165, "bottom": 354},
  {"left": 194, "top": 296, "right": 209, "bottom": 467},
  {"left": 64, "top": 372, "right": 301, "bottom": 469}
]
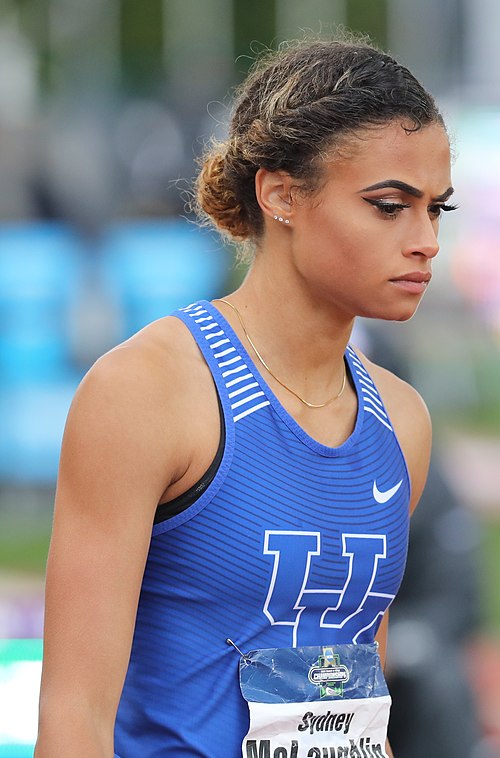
[
  {"left": 346, "top": 345, "right": 394, "bottom": 432},
  {"left": 172, "top": 300, "right": 271, "bottom": 424}
]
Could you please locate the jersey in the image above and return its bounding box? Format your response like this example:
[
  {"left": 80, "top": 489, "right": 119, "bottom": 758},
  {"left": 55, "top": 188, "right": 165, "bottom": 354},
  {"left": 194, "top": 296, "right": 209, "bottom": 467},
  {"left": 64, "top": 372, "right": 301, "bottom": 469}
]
[{"left": 114, "top": 300, "right": 411, "bottom": 757}]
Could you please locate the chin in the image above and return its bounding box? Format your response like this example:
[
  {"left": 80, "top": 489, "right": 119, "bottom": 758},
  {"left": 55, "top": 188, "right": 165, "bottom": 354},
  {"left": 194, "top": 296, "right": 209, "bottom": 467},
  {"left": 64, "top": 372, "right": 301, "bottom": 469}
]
[
  {"left": 361, "top": 303, "right": 421, "bottom": 322},
  {"left": 394, "top": 315, "right": 414, "bottom": 323}
]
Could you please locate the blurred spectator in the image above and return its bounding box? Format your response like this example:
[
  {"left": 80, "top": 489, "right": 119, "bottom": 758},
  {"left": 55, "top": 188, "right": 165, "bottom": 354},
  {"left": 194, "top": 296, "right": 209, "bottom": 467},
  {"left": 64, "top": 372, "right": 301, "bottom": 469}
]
[
  {"left": 387, "top": 452, "right": 484, "bottom": 757},
  {"left": 353, "top": 321, "right": 485, "bottom": 757}
]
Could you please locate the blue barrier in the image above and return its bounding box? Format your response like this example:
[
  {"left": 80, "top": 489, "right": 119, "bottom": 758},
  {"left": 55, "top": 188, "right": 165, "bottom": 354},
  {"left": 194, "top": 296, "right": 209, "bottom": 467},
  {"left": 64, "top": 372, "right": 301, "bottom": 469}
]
[
  {"left": 0, "top": 222, "right": 84, "bottom": 384},
  {"left": 100, "top": 219, "right": 229, "bottom": 338},
  {"left": 0, "top": 218, "right": 230, "bottom": 485}
]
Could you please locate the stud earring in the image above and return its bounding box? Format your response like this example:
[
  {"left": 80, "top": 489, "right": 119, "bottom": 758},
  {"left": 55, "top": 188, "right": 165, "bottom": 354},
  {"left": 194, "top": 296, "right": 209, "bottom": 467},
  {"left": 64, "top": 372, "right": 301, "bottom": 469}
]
[{"left": 273, "top": 215, "right": 290, "bottom": 225}]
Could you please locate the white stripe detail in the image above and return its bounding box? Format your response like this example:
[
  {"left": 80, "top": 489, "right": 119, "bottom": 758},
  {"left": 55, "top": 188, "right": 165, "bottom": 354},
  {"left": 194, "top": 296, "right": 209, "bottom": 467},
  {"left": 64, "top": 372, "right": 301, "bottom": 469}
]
[
  {"left": 358, "top": 376, "right": 378, "bottom": 394},
  {"left": 365, "top": 406, "right": 393, "bottom": 431},
  {"left": 200, "top": 322, "right": 219, "bottom": 331},
  {"left": 205, "top": 330, "right": 224, "bottom": 340},
  {"left": 354, "top": 364, "right": 370, "bottom": 379},
  {"left": 233, "top": 400, "right": 270, "bottom": 422},
  {"left": 363, "top": 396, "right": 388, "bottom": 417},
  {"left": 194, "top": 316, "right": 213, "bottom": 323},
  {"left": 352, "top": 359, "right": 369, "bottom": 373},
  {"left": 218, "top": 356, "right": 241, "bottom": 368},
  {"left": 225, "top": 372, "right": 253, "bottom": 388},
  {"left": 222, "top": 364, "right": 248, "bottom": 378},
  {"left": 208, "top": 338, "right": 229, "bottom": 350},
  {"left": 361, "top": 385, "right": 384, "bottom": 408},
  {"left": 231, "top": 391, "right": 265, "bottom": 409},
  {"left": 228, "top": 382, "right": 259, "bottom": 399},
  {"left": 214, "top": 347, "right": 236, "bottom": 359}
]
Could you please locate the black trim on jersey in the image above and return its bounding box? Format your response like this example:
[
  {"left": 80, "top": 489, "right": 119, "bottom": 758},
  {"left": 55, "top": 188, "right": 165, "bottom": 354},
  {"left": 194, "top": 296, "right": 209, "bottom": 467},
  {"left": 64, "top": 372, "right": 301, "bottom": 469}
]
[{"left": 153, "top": 391, "right": 225, "bottom": 525}]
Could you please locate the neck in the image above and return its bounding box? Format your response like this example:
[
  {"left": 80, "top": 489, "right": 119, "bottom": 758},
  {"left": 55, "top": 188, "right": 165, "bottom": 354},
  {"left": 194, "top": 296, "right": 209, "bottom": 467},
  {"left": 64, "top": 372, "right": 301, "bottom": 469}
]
[
  {"left": 215, "top": 297, "right": 347, "bottom": 408},
  {"left": 217, "top": 261, "right": 354, "bottom": 405}
]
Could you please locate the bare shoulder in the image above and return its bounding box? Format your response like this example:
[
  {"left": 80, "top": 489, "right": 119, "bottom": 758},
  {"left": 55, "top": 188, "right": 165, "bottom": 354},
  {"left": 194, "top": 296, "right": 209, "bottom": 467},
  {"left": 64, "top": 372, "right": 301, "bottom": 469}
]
[
  {"left": 62, "top": 315, "right": 213, "bottom": 505},
  {"left": 360, "top": 352, "right": 431, "bottom": 431},
  {"left": 355, "top": 349, "right": 432, "bottom": 513},
  {"left": 72, "top": 316, "right": 198, "bottom": 432},
  {"left": 91, "top": 313, "right": 201, "bottom": 380}
]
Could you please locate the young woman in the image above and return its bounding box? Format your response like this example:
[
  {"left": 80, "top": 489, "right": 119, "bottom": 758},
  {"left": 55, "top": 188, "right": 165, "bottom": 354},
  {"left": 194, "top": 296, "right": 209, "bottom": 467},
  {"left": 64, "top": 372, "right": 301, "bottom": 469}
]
[{"left": 35, "top": 38, "right": 456, "bottom": 757}]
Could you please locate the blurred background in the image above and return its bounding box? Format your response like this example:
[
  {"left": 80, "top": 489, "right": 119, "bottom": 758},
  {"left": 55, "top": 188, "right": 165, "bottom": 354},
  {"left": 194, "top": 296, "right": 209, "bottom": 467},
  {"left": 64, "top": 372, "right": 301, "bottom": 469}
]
[{"left": 0, "top": 0, "right": 498, "bottom": 756}]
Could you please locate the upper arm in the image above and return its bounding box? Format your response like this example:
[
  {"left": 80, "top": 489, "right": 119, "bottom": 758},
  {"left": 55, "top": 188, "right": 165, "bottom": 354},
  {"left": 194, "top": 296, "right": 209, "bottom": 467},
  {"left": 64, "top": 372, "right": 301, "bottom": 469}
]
[
  {"left": 38, "top": 344, "right": 184, "bottom": 744},
  {"left": 386, "top": 379, "right": 432, "bottom": 515}
]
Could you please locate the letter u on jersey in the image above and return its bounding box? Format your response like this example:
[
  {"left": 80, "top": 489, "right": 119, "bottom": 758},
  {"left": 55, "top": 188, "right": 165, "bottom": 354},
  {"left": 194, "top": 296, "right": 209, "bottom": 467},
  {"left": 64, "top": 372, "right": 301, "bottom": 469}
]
[{"left": 262, "top": 531, "right": 394, "bottom": 647}]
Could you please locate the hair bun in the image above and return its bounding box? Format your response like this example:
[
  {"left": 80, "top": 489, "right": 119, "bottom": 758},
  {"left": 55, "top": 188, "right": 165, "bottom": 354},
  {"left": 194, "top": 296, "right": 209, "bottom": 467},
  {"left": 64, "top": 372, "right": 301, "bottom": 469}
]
[{"left": 195, "top": 149, "right": 251, "bottom": 241}]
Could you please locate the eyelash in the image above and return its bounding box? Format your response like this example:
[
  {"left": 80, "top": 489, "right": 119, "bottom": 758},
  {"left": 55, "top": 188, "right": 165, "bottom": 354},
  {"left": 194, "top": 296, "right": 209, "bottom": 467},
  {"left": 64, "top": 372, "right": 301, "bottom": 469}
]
[
  {"left": 364, "top": 198, "right": 459, "bottom": 220},
  {"left": 428, "top": 203, "right": 459, "bottom": 219}
]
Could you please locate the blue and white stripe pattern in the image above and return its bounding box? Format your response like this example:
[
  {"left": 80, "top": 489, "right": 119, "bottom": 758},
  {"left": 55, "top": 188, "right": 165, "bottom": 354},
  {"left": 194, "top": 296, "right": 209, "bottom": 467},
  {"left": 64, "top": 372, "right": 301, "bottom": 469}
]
[
  {"left": 346, "top": 345, "right": 393, "bottom": 431},
  {"left": 181, "top": 302, "right": 271, "bottom": 423}
]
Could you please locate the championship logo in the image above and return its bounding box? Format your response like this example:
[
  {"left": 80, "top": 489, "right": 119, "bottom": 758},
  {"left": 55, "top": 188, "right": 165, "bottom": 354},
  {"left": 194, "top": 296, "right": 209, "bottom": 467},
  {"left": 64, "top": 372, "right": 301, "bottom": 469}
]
[{"left": 308, "top": 647, "right": 350, "bottom": 698}]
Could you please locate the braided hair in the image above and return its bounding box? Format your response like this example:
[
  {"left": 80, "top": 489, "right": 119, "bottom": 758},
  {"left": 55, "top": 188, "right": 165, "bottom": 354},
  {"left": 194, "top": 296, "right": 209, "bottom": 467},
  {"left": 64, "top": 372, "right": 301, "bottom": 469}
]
[{"left": 195, "top": 37, "right": 444, "bottom": 243}]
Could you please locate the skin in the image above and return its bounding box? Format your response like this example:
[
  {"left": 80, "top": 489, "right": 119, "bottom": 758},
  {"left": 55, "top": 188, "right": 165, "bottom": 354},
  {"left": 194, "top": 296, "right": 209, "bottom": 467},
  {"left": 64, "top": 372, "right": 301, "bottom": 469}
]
[{"left": 35, "top": 120, "right": 453, "bottom": 757}]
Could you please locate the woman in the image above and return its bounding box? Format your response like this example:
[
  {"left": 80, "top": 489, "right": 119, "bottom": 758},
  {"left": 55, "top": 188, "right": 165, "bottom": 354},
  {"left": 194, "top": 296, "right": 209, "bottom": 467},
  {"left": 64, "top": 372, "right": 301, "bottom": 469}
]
[{"left": 35, "top": 37, "right": 456, "bottom": 757}]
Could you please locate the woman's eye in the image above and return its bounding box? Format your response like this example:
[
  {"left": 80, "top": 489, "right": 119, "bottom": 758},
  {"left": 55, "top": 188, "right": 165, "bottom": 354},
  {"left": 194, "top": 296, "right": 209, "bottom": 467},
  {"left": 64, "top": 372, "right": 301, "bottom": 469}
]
[
  {"left": 363, "top": 198, "right": 410, "bottom": 218},
  {"left": 428, "top": 202, "right": 459, "bottom": 219}
]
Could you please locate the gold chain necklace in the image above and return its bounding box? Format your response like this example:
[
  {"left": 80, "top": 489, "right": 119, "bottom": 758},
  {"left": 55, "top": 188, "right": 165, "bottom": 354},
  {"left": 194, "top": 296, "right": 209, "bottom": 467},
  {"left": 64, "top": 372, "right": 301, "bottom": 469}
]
[{"left": 214, "top": 298, "right": 346, "bottom": 409}]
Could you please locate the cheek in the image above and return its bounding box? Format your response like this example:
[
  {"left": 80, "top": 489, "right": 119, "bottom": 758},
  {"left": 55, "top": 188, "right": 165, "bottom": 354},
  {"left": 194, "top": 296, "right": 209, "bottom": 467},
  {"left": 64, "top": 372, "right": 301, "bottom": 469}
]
[
  {"left": 298, "top": 201, "right": 399, "bottom": 281},
  {"left": 314, "top": 223, "right": 377, "bottom": 275}
]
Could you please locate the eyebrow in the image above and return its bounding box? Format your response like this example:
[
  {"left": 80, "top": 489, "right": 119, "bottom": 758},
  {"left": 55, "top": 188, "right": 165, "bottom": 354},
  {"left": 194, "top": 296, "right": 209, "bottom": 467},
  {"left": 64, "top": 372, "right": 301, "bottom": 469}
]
[{"left": 359, "top": 179, "right": 454, "bottom": 201}]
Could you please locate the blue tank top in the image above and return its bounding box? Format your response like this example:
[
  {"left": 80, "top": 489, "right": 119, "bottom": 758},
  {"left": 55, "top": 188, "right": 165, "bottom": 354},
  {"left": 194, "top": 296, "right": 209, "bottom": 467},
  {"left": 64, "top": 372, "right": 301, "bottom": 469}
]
[{"left": 114, "top": 300, "right": 410, "bottom": 757}]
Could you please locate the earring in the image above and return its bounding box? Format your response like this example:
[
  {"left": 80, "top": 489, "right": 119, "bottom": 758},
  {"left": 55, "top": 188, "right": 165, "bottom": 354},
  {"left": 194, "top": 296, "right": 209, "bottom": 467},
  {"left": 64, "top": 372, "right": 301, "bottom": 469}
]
[{"left": 273, "top": 215, "right": 290, "bottom": 225}]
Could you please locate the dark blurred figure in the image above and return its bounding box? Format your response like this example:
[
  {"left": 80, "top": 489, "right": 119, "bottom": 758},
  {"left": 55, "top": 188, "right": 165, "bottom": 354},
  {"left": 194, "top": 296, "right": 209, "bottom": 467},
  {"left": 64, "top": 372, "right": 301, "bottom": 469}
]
[
  {"left": 353, "top": 321, "right": 484, "bottom": 758},
  {"left": 388, "top": 452, "right": 482, "bottom": 757}
]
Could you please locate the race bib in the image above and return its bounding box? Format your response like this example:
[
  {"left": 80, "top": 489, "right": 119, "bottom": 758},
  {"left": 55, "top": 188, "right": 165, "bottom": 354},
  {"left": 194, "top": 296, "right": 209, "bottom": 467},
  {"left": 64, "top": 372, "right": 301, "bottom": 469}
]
[{"left": 239, "top": 643, "right": 390, "bottom": 758}]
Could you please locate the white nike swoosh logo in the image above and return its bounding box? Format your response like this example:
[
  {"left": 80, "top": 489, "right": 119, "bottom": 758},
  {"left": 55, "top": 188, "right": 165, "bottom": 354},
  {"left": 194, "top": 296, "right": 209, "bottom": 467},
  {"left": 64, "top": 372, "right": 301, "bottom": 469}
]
[{"left": 373, "top": 479, "right": 403, "bottom": 504}]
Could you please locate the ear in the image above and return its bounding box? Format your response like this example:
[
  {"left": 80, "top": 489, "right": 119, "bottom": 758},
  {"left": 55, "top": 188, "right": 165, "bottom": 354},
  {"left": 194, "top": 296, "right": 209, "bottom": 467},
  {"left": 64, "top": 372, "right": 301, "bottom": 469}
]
[{"left": 255, "top": 168, "right": 294, "bottom": 223}]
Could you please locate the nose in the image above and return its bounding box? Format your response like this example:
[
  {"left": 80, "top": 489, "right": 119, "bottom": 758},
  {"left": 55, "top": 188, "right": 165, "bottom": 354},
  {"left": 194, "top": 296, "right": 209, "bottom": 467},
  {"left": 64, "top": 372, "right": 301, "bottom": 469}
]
[{"left": 402, "top": 216, "right": 440, "bottom": 260}]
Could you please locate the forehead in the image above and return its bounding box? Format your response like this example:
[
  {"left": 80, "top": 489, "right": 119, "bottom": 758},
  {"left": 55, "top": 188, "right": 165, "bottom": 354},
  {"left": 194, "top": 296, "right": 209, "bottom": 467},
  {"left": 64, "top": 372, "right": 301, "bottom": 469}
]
[{"left": 324, "top": 122, "right": 452, "bottom": 193}]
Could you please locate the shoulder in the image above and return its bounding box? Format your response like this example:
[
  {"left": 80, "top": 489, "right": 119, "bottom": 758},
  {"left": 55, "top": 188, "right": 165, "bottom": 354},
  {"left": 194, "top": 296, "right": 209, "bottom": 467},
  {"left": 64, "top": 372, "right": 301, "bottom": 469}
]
[
  {"left": 63, "top": 316, "right": 214, "bottom": 497},
  {"left": 362, "top": 354, "right": 431, "bottom": 433},
  {"left": 82, "top": 315, "right": 201, "bottom": 393},
  {"left": 356, "top": 350, "right": 432, "bottom": 514},
  {"left": 73, "top": 316, "right": 201, "bottom": 426}
]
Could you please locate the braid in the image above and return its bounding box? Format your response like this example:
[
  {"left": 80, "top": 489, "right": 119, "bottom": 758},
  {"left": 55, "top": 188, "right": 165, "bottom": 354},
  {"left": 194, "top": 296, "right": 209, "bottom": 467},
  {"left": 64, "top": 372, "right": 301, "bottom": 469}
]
[{"left": 195, "top": 37, "right": 444, "bottom": 243}]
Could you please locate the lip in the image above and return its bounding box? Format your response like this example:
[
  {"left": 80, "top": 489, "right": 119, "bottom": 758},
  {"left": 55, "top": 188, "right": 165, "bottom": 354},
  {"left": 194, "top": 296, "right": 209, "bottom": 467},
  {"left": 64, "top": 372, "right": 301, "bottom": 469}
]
[
  {"left": 389, "top": 272, "right": 432, "bottom": 294},
  {"left": 391, "top": 272, "right": 432, "bottom": 283}
]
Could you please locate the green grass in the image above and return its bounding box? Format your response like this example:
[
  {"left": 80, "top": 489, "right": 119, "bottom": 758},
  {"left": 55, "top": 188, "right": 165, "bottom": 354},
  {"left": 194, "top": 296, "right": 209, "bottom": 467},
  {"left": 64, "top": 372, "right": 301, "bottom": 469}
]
[
  {"left": 0, "top": 524, "right": 51, "bottom": 575},
  {"left": 441, "top": 398, "right": 500, "bottom": 437},
  {"left": 480, "top": 518, "right": 500, "bottom": 635}
]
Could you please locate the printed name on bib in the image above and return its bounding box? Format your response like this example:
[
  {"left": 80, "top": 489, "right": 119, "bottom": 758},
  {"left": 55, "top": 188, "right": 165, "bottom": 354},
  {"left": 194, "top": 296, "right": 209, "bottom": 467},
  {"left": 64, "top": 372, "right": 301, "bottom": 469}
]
[
  {"left": 298, "top": 711, "right": 354, "bottom": 735},
  {"left": 245, "top": 737, "right": 386, "bottom": 757},
  {"left": 240, "top": 645, "right": 390, "bottom": 758}
]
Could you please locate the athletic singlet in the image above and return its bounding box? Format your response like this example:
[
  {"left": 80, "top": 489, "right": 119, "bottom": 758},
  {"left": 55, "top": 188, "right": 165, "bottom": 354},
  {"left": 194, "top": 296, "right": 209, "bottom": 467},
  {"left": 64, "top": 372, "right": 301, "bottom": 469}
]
[{"left": 114, "top": 300, "right": 411, "bottom": 757}]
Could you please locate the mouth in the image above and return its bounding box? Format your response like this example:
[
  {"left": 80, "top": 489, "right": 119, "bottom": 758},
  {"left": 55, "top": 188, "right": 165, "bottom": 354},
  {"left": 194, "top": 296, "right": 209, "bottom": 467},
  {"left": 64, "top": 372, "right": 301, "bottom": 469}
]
[{"left": 389, "top": 272, "right": 432, "bottom": 294}]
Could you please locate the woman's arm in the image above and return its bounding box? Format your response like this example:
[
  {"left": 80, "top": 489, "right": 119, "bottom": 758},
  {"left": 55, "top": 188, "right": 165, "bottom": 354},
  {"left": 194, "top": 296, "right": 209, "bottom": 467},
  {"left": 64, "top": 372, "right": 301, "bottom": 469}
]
[
  {"left": 35, "top": 340, "right": 187, "bottom": 757},
  {"left": 374, "top": 611, "right": 394, "bottom": 758},
  {"left": 369, "top": 357, "right": 433, "bottom": 758}
]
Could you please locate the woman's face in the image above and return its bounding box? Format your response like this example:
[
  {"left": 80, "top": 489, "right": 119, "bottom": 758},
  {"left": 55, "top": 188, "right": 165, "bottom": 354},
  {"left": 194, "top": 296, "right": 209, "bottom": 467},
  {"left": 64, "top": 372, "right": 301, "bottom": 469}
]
[{"left": 289, "top": 121, "right": 454, "bottom": 322}]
